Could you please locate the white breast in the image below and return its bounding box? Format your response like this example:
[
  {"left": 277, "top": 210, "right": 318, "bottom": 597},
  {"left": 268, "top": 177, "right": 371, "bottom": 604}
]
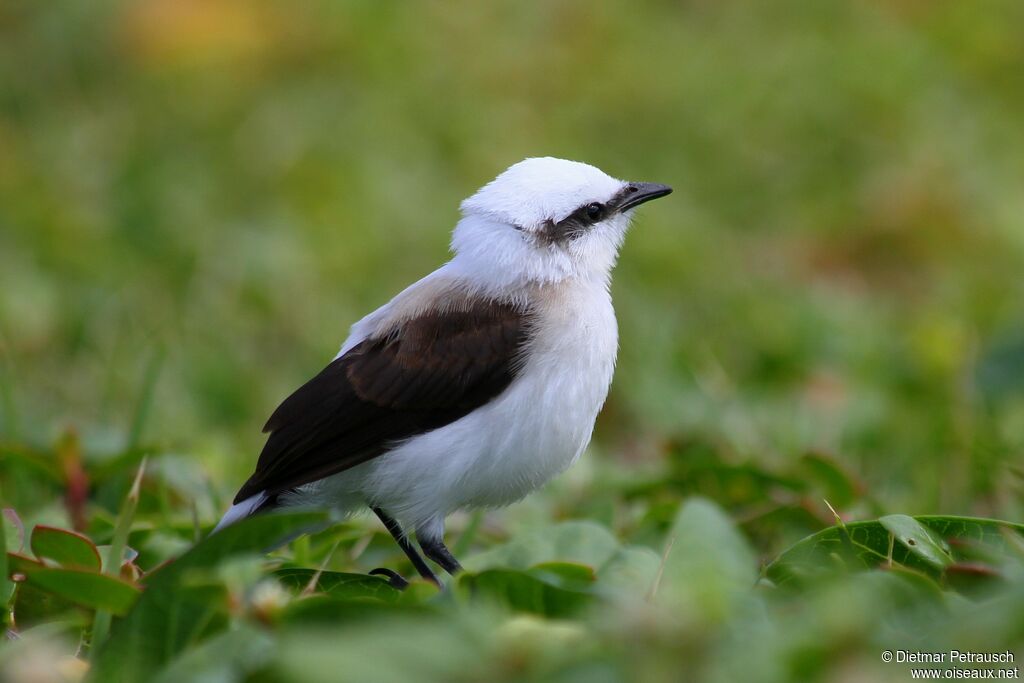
[
  {"left": 451, "top": 279, "right": 619, "bottom": 505},
  {"left": 305, "top": 279, "right": 619, "bottom": 534}
]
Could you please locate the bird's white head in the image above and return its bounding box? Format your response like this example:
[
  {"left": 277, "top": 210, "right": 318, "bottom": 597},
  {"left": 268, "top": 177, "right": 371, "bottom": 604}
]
[{"left": 451, "top": 157, "right": 671, "bottom": 289}]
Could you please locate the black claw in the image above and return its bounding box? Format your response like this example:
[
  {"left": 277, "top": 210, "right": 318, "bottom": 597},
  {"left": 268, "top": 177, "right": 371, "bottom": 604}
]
[
  {"left": 419, "top": 537, "right": 463, "bottom": 577},
  {"left": 372, "top": 507, "right": 441, "bottom": 586},
  {"left": 369, "top": 567, "right": 410, "bottom": 590}
]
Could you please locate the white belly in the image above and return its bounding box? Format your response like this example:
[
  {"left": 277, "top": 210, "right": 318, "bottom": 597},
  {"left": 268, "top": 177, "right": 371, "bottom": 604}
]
[{"left": 300, "top": 280, "right": 618, "bottom": 533}]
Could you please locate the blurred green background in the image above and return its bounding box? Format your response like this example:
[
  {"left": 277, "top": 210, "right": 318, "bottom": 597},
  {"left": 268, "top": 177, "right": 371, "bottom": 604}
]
[
  {"left": 2, "top": 1, "right": 1024, "bottom": 681},
  {"left": 3, "top": 0, "right": 1023, "bottom": 522}
]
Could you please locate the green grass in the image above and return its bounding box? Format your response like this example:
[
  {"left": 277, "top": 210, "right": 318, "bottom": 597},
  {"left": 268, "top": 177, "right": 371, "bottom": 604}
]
[{"left": 2, "top": 1, "right": 1024, "bottom": 681}]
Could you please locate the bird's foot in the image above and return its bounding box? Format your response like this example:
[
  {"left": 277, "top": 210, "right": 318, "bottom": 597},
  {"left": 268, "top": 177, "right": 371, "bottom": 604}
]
[{"left": 369, "top": 567, "right": 410, "bottom": 590}]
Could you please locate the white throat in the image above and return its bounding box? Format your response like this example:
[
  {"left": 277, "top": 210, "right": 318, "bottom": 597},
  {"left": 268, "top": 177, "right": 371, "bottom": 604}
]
[{"left": 448, "top": 214, "right": 625, "bottom": 293}]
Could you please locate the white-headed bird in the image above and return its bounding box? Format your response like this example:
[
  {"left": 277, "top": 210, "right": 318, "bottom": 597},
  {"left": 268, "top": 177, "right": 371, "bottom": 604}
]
[{"left": 215, "top": 157, "right": 671, "bottom": 586}]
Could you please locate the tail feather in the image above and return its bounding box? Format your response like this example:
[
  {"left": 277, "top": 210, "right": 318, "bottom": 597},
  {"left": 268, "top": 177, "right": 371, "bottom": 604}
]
[{"left": 212, "top": 491, "right": 269, "bottom": 533}]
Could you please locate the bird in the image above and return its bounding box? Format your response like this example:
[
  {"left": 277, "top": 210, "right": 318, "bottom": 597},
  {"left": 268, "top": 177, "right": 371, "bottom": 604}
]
[{"left": 214, "top": 157, "right": 671, "bottom": 587}]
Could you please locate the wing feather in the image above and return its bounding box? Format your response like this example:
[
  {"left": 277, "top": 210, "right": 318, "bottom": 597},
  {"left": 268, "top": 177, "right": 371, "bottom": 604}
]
[{"left": 233, "top": 299, "right": 530, "bottom": 503}]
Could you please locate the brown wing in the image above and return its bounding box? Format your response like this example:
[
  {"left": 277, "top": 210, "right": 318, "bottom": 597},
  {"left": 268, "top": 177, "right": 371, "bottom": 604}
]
[{"left": 233, "top": 299, "right": 530, "bottom": 503}]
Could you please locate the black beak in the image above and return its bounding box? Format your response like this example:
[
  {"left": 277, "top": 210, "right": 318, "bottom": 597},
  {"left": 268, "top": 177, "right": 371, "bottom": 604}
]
[{"left": 617, "top": 182, "right": 673, "bottom": 212}]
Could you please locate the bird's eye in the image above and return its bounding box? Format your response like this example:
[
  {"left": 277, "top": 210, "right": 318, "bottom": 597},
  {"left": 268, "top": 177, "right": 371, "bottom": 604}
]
[{"left": 585, "top": 203, "right": 604, "bottom": 220}]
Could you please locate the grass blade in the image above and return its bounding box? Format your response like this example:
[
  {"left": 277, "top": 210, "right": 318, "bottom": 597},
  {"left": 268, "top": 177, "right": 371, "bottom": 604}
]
[{"left": 90, "top": 457, "right": 147, "bottom": 656}]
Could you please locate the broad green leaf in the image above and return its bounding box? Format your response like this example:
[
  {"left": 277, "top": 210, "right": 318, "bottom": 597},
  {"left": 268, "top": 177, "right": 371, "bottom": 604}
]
[
  {"left": 90, "top": 510, "right": 330, "bottom": 683},
  {"left": 7, "top": 551, "right": 45, "bottom": 576},
  {"left": 18, "top": 566, "right": 140, "bottom": 615},
  {"left": 658, "top": 498, "right": 757, "bottom": 618},
  {"left": 879, "top": 514, "right": 953, "bottom": 569},
  {"left": 916, "top": 516, "right": 1024, "bottom": 550},
  {"left": 275, "top": 567, "right": 401, "bottom": 602},
  {"left": 529, "top": 561, "right": 597, "bottom": 586},
  {"left": 458, "top": 522, "right": 661, "bottom": 612},
  {"left": 31, "top": 525, "right": 102, "bottom": 571},
  {"left": 766, "top": 521, "right": 907, "bottom": 586},
  {"left": 766, "top": 515, "right": 1024, "bottom": 588},
  {"left": 458, "top": 567, "right": 594, "bottom": 617}
]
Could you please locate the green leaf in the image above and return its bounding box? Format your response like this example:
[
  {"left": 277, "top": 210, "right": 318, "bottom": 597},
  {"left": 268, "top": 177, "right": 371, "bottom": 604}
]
[
  {"left": 275, "top": 567, "right": 401, "bottom": 601},
  {"left": 529, "top": 561, "right": 597, "bottom": 586},
  {"left": 30, "top": 525, "right": 102, "bottom": 571},
  {"left": 7, "top": 550, "right": 45, "bottom": 576},
  {"left": 458, "top": 566, "right": 594, "bottom": 617},
  {"left": 9, "top": 561, "right": 141, "bottom": 618},
  {"left": 90, "top": 510, "right": 330, "bottom": 683},
  {"left": 457, "top": 520, "right": 666, "bottom": 615},
  {"left": 916, "top": 516, "right": 1024, "bottom": 550},
  {"left": 766, "top": 515, "right": 1024, "bottom": 589},
  {"left": 879, "top": 514, "right": 953, "bottom": 569},
  {"left": 658, "top": 498, "right": 757, "bottom": 618},
  {"left": 16, "top": 565, "right": 140, "bottom": 615}
]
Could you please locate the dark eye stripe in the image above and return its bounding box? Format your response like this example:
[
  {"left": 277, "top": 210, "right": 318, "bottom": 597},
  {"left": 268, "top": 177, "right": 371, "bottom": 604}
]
[{"left": 533, "top": 201, "right": 609, "bottom": 245}]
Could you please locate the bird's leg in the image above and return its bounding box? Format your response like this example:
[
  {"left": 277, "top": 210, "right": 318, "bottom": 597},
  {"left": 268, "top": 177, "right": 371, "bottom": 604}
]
[
  {"left": 371, "top": 507, "right": 440, "bottom": 587},
  {"left": 418, "top": 536, "right": 463, "bottom": 576}
]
